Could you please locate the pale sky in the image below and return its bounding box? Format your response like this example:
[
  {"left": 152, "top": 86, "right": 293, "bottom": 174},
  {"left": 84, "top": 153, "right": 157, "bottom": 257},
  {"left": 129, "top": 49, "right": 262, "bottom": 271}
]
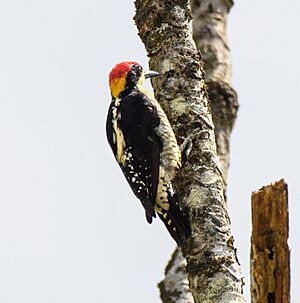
[{"left": 0, "top": 1, "right": 299, "bottom": 302}]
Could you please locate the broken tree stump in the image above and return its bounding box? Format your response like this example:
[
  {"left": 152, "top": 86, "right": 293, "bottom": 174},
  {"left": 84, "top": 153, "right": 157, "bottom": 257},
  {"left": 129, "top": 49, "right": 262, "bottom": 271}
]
[{"left": 251, "top": 179, "right": 290, "bottom": 303}]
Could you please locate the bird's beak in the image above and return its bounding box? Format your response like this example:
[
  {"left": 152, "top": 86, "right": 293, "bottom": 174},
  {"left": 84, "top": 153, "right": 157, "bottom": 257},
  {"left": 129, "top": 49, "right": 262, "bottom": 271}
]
[{"left": 144, "top": 71, "right": 160, "bottom": 79}]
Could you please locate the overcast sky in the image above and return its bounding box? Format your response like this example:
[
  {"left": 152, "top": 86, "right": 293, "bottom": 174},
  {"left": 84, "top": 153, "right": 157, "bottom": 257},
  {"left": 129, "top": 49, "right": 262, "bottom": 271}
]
[{"left": 0, "top": 1, "right": 299, "bottom": 302}]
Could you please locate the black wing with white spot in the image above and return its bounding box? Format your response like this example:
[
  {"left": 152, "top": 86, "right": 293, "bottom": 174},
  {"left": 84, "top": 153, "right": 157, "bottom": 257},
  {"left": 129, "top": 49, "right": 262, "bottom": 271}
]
[{"left": 106, "top": 90, "right": 162, "bottom": 223}]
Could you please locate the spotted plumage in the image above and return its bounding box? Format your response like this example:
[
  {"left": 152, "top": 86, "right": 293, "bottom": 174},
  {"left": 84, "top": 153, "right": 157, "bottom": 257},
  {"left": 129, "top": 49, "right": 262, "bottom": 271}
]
[{"left": 106, "top": 61, "right": 191, "bottom": 245}]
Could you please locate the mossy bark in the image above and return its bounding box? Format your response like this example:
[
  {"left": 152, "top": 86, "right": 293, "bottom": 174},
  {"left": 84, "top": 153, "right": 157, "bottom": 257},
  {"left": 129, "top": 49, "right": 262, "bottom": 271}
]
[{"left": 134, "top": 1, "right": 244, "bottom": 302}]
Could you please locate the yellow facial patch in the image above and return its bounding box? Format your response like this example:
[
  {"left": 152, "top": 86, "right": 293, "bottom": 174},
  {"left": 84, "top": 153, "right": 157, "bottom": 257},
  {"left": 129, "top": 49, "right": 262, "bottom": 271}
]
[
  {"left": 137, "top": 74, "right": 145, "bottom": 89},
  {"left": 137, "top": 74, "right": 154, "bottom": 100},
  {"left": 109, "top": 77, "right": 126, "bottom": 99}
]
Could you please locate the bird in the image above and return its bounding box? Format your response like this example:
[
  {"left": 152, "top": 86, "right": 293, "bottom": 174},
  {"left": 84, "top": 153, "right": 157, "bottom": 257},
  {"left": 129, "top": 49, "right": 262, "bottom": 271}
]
[{"left": 106, "top": 61, "right": 191, "bottom": 245}]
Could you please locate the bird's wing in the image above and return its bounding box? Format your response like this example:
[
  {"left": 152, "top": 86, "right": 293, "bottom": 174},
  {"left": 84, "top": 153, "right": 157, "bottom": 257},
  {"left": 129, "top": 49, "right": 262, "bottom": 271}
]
[{"left": 106, "top": 92, "right": 162, "bottom": 222}]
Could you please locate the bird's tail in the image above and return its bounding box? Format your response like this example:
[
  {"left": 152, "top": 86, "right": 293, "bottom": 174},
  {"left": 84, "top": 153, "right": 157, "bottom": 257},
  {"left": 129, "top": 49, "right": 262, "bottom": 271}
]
[{"left": 157, "top": 191, "right": 191, "bottom": 245}]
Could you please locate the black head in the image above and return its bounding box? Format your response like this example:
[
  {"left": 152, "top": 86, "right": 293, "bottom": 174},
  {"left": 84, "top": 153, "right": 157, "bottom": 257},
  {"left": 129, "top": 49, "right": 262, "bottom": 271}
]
[{"left": 125, "top": 63, "right": 143, "bottom": 89}]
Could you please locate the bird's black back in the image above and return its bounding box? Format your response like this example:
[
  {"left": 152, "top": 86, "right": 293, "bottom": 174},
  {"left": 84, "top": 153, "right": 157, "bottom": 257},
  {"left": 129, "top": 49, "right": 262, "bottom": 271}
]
[{"left": 106, "top": 89, "right": 162, "bottom": 220}]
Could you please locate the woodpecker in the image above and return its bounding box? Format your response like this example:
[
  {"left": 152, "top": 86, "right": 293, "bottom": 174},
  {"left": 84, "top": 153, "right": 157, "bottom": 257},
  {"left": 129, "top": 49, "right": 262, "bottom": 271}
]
[{"left": 106, "top": 61, "right": 191, "bottom": 245}]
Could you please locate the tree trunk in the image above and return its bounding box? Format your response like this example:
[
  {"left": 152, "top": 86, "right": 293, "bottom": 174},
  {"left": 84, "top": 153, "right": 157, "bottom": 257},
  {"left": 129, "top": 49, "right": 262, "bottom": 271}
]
[
  {"left": 251, "top": 179, "right": 290, "bottom": 303},
  {"left": 134, "top": 1, "right": 244, "bottom": 302},
  {"left": 154, "top": 0, "right": 239, "bottom": 302}
]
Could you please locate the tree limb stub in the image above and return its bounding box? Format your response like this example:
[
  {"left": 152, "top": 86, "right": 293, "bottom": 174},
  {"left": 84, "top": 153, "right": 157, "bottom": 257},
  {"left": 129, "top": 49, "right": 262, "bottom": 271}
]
[
  {"left": 251, "top": 179, "right": 290, "bottom": 303},
  {"left": 134, "top": 1, "right": 245, "bottom": 302}
]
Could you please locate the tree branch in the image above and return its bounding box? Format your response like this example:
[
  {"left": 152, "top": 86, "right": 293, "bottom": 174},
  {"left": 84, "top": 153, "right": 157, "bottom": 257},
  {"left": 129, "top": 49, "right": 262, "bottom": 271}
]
[
  {"left": 191, "top": 0, "right": 238, "bottom": 182},
  {"left": 134, "top": 1, "right": 244, "bottom": 302},
  {"left": 158, "top": 249, "right": 194, "bottom": 303}
]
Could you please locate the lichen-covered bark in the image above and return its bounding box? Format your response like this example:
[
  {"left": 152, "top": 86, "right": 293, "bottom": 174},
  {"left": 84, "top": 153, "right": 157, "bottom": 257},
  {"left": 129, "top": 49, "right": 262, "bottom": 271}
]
[
  {"left": 251, "top": 180, "right": 290, "bottom": 303},
  {"left": 158, "top": 249, "right": 194, "bottom": 303},
  {"left": 155, "top": 0, "right": 240, "bottom": 302},
  {"left": 192, "top": 0, "right": 233, "bottom": 83},
  {"left": 134, "top": 1, "right": 244, "bottom": 302},
  {"left": 191, "top": 0, "right": 238, "bottom": 182}
]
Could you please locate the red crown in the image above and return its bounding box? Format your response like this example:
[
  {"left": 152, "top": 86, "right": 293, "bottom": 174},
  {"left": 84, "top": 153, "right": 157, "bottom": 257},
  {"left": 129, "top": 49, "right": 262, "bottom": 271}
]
[{"left": 109, "top": 61, "right": 139, "bottom": 82}]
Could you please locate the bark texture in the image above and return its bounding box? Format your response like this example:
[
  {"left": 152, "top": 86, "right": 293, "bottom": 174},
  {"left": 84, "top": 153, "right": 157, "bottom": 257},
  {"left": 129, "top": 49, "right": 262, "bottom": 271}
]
[
  {"left": 134, "top": 1, "right": 244, "bottom": 302},
  {"left": 158, "top": 249, "right": 194, "bottom": 303},
  {"left": 251, "top": 179, "right": 290, "bottom": 303},
  {"left": 191, "top": 0, "right": 238, "bottom": 182},
  {"left": 157, "top": 1, "right": 239, "bottom": 302}
]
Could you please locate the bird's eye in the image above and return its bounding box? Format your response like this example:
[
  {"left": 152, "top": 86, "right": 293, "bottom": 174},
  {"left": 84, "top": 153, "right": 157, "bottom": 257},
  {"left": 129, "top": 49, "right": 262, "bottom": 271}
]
[
  {"left": 125, "top": 64, "right": 144, "bottom": 87},
  {"left": 132, "top": 64, "right": 142, "bottom": 77}
]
